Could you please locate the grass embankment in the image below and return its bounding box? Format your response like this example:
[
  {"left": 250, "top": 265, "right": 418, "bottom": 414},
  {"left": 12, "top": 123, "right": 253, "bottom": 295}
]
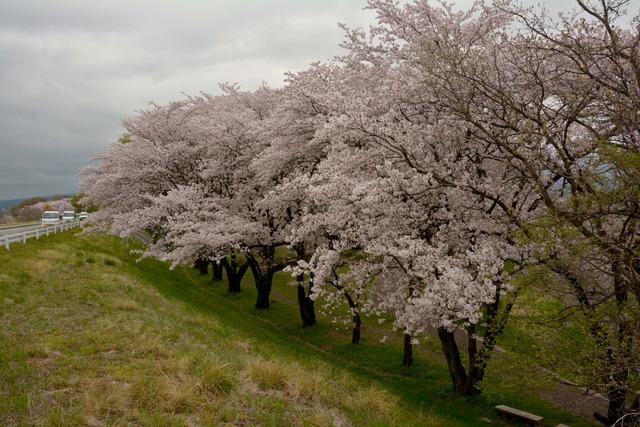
[{"left": 0, "top": 232, "right": 595, "bottom": 426}]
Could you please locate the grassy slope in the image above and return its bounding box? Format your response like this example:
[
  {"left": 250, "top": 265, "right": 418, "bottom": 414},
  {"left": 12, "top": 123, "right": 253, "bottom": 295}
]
[{"left": 0, "top": 232, "right": 595, "bottom": 426}]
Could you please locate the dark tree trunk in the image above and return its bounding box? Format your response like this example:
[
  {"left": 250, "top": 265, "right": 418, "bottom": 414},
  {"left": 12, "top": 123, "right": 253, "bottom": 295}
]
[
  {"left": 467, "top": 281, "right": 518, "bottom": 392},
  {"left": 467, "top": 323, "right": 480, "bottom": 384},
  {"left": 211, "top": 261, "right": 223, "bottom": 281},
  {"left": 352, "top": 313, "right": 361, "bottom": 344},
  {"left": 201, "top": 260, "right": 209, "bottom": 275},
  {"left": 437, "top": 327, "right": 478, "bottom": 396},
  {"left": 340, "top": 290, "right": 361, "bottom": 344},
  {"left": 594, "top": 366, "right": 630, "bottom": 426},
  {"left": 604, "top": 384, "right": 628, "bottom": 426},
  {"left": 553, "top": 261, "right": 632, "bottom": 426},
  {"left": 403, "top": 283, "right": 415, "bottom": 367},
  {"left": 221, "top": 255, "right": 248, "bottom": 293},
  {"left": 630, "top": 392, "right": 640, "bottom": 411},
  {"left": 195, "top": 258, "right": 209, "bottom": 275},
  {"left": 292, "top": 245, "right": 316, "bottom": 327},
  {"left": 255, "top": 280, "right": 272, "bottom": 309},
  {"left": 403, "top": 333, "right": 413, "bottom": 367},
  {"left": 227, "top": 271, "right": 242, "bottom": 293},
  {"left": 602, "top": 262, "right": 632, "bottom": 425},
  {"left": 247, "top": 256, "right": 275, "bottom": 309},
  {"left": 296, "top": 274, "right": 316, "bottom": 327}
]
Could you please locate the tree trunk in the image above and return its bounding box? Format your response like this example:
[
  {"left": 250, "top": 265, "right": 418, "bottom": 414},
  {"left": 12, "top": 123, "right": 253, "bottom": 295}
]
[
  {"left": 201, "top": 260, "right": 209, "bottom": 275},
  {"left": 467, "top": 323, "right": 481, "bottom": 385},
  {"left": 247, "top": 257, "right": 274, "bottom": 309},
  {"left": 221, "top": 255, "right": 248, "bottom": 293},
  {"left": 437, "top": 327, "right": 477, "bottom": 396},
  {"left": 604, "top": 384, "right": 628, "bottom": 426},
  {"left": 403, "top": 333, "right": 413, "bottom": 367},
  {"left": 211, "top": 261, "right": 223, "bottom": 281},
  {"left": 293, "top": 245, "right": 316, "bottom": 327},
  {"left": 403, "top": 282, "right": 415, "bottom": 367},
  {"left": 468, "top": 282, "right": 518, "bottom": 391},
  {"left": 296, "top": 275, "right": 316, "bottom": 327},
  {"left": 341, "top": 290, "right": 361, "bottom": 344},
  {"left": 351, "top": 313, "right": 361, "bottom": 344},
  {"left": 255, "top": 280, "right": 272, "bottom": 309},
  {"left": 195, "top": 258, "right": 209, "bottom": 275},
  {"left": 554, "top": 262, "right": 632, "bottom": 426},
  {"left": 603, "top": 263, "right": 632, "bottom": 425},
  {"left": 228, "top": 272, "right": 242, "bottom": 293}
]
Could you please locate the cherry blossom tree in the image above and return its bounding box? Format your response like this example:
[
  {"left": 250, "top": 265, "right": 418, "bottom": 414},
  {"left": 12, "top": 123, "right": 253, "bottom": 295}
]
[
  {"left": 360, "top": 0, "right": 640, "bottom": 419},
  {"left": 78, "top": 98, "right": 211, "bottom": 236},
  {"left": 250, "top": 64, "right": 344, "bottom": 326},
  {"left": 274, "top": 51, "right": 525, "bottom": 392},
  {"left": 135, "top": 85, "right": 293, "bottom": 308},
  {"left": 78, "top": 92, "right": 252, "bottom": 290},
  {"left": 295, "top": 108, "right": 523, "bottom": 392}
]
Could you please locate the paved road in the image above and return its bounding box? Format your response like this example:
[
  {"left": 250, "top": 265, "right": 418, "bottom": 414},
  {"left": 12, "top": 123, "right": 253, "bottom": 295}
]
[
  {"left": 0, "top": 221, "right": 39, "bottom": 230},
  {"left": 0, "top": 221, "right": 83, "bottom": 237},
  {"left": 1, "top": 219, "right": 82, "bottom": 250},
  {"left": 0, "top": 222, "right": 43, "bottom": 237}
]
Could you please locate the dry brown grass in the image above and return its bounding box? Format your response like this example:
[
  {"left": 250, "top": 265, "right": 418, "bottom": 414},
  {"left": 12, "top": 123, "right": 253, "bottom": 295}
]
[
  {"left": 248, "top": 358, "right": 289, "bottom": 390},
  {"left": 0, "top": 233, "right": 447, "bottom": 426}
]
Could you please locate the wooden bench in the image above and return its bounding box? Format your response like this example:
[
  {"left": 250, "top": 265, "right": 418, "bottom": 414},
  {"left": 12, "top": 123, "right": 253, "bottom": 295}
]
[{"left": 495, "top": 405, "right": 544, "bottom": 425}]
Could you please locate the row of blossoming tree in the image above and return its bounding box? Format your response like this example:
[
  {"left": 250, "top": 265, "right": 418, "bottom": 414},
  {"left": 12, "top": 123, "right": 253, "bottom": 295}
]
[{"left": 79, "top": 0, "right": 640, "bottom": 424}]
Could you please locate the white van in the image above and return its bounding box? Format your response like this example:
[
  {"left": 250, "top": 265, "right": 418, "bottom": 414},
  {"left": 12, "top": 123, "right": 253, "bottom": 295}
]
[
  {"left": 79, "top": 211, "right": 89, "bottom": 221},
  {"left": 61, "top": 211, "right": 76, "bottom": 222},
  {"left": 42, "top": 211, "right": 61, "bottom": 226}
]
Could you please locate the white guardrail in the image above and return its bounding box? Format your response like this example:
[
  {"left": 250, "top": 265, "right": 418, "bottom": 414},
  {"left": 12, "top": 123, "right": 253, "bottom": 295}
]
[{"left": 2, "top": 219, "right": 81, "bottom": 250}]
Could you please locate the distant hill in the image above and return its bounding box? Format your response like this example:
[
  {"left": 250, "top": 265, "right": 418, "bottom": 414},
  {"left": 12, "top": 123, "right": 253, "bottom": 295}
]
[
  {"left": 0, "top": 194, "right": 74, "bottom": 214},
  {"left": 0, "top": 198, "right": 24, "bottom": 211}
]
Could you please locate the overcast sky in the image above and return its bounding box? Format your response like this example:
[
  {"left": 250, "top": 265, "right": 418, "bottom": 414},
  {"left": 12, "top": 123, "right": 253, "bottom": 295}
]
[{"left": 0, "top": 0, "right": 637, "bottom": 200}]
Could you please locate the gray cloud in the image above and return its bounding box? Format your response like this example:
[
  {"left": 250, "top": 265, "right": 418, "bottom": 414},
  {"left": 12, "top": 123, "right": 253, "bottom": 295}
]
[
  {"left": 0, "top": 0, "right": 377, "bottom": 200},
  {"left": 1, "top": 0, "right": 638, "bottom": 200}
]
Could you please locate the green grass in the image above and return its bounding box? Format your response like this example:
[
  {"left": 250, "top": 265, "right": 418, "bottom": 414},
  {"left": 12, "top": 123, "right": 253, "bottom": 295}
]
[{"left": 0, "top": 232, "right": 596, "bottom": 426}]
